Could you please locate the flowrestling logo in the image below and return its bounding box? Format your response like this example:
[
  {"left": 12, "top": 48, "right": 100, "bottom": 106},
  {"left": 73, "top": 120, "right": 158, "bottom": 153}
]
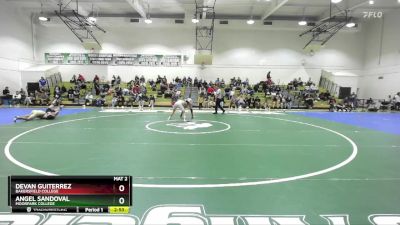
[{"left": 0, "top": 205, "right": 399, "bottom": 225}]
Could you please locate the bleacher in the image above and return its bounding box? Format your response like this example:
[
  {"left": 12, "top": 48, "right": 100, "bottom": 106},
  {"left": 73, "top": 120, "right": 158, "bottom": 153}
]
[{"left": 5, "top": 73, "right": 393, "bottom": 111}]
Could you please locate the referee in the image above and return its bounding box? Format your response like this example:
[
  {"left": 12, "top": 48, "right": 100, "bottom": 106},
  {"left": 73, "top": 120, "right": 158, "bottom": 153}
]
[{"left": 213, "top": 85, "right": 225, "bottom": 114}]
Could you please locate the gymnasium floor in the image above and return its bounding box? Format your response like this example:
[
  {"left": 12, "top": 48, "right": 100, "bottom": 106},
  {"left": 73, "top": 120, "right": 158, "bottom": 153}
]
[{"left": 0, "top": 108, "right": 400, "bottom": 224}]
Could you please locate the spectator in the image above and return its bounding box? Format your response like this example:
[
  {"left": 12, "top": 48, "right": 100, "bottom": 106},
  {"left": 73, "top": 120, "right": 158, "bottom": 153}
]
[
  {"left": 54, "top": 86, "right": 61, "bottom": 98},
  {"left": 271, "top": 94, "right": 278, "bottom": 109},
  {"left": 24, "top": 93, "right": 33, "bottom": 106},
  {"left": 329, "top": 97, "right": 336, "bottom": 112},
  {"left": 254, "top": 96, "right": 261, "bottom": 109},
  {"left": 39, "top": 77, "right": 47, "bottom": 90},
  {"left": 116, "top": 76, "right": 122, "bottom": 86},
  {"left": 2, "top": 87, "right": 12, "bottom": 107},
  {"left": 111, "top": 94, "right": 118, "bottom": 108},
  {"left": 132, "top": 85, "right": 140, "bottom": 95},
  {"left": 12, "top": 91, "right": 22, "bottom": 106},
  {"left": 67, "top": 87, "right": 74, "bottom": 101},
  {"left": 149, "top": 95, "right": 156, "bottom": 110},
  {"left": 70, "top": 75, "right": 77, "bottom": 83},
  {"left": 198, "top": 92, "right": 205, "bottom": 110},
  {"left": 304, "top": 94, "right": 314, "bottom": 109},
  {"left": 73, "top": 87, "right": 80, "bottom": 103},
  {"left": 85, "top": 93, "right": 94, "bottom": 106},
  {"left": 306, "top": 78, "right": 314, "bottom": 86},
  {"left": 93, "top": 75, "right": 100, "bottom": 83},
  {"left": 230, "top": 94, "right": 237, "bottom": 109},
  {"left": 298, "top": 77, "right": 303, "bottom": 86},
  {"left": 349, "top": 92, "right": 358, "bottom": 109},
  {"left": 77, "top": 74, "right": 85, "bottom": 82},
  {"left": 111, "top": 75, "right": 116, "bottom": 87},
  {"left": 286, "top": 95, "right": 292, "bottom": 109},
  {"left": 19, "top": 88, "right": 26, "bottom": 99},
  {"left": 207, "top": 86, "right": 214, "bottom": 97},
  {"left": 394, "top": 92, "right": 400, "bottom": 111}
]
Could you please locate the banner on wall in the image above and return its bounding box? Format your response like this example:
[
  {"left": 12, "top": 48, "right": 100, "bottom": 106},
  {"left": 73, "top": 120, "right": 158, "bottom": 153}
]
[{"left": 44, "top": 53, "right": 182, "bottom": 67}]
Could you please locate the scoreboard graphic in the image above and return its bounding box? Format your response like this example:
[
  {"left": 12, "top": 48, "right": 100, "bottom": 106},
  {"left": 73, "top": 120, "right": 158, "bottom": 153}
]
[{"left": 8, "top": 176, "right": 132, "bottom": 213}]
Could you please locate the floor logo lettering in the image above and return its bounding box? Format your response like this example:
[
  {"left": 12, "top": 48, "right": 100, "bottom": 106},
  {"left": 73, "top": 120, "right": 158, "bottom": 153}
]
[
  {"left": 146, "top": 120, "right": 231, "bottom": 134},
  {"left": 166, "top": 122, "right": 213, "bottom": 130},
  {"left": 0, "top": 205, "right": 398, "bottom": 224}
]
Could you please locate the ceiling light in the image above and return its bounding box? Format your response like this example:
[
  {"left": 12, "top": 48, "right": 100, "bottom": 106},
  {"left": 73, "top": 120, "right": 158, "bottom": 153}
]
[
  {"left": 88, "top": 17, "right": 97, "bottom": 23},
  {"left": 38, "top": 16, "right": 49, "bottom": 21},
  {"left": 144, "top": 18, "right": 152, "bottom": 24},
  {"left": 346, "top": 22, "right": 356, "bottom": 28},
  {"left": 298, "top": 20, "right": 307, "bottom": 26},
  {"left": 38, "top": 3, "right": 49, "bottom": 22},
  {"left": 192, "top": 15, "right": 199, "bottom": 24},
  {"left": 369, "top": 0, "right": 374, "bottom": 4},
  {"left": 247, "top": 19, "right": 255, "bottom": 25},
  {"left": 331, "top": 0, "right": 343, "bottom": 3}
]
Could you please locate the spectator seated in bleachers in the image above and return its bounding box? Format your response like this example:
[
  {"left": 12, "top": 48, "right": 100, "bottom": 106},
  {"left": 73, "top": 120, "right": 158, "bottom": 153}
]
[
  {"left": 305, "top": 83, "right": 318, "bottom": 93},
  {"left": 54, "top": 85, "right": 61, "bottom": 98},
  {"left": 111, "top": 75, "right": 117, "bottom": 87},
  {"left": 207, "top": 86, "right": 214, "bottom": 97},
  {"left": 328, "top": 97, "right": 336, "bottom": 112},
  {"left": 73, "top": 87, "right": 80, "bottom": 103},
  {"left": 11, "top": 91, "right": 22, "bottom": 106},
  {"left": 132, "top": 85, "right": 140, "bottom": 95},
  {"left": 253, "top": 96, "right": 261, "bottom": 109},
  {"left": 67, "top": 87, "right": 74, "bottom": 101},
  {"left": 35, "top": 90, "right": 50, "bottom": 106},
  {"left": 93, "top": 75, "right": 100, "bottom": 84},
  {"left": 70, "top": 75, "right": 77, "bottom": 84},
  {"left": 304, "top": 93, "right": 314, "bottom": 109},
  {"left": 140, "top": 75, "right": 145, "bottom": 84},
  {"left": 0, "top": 74, "right": 355, "bottom": 110},
  {"left": 236, "top": 95, "right": 246, "bottom": 109},
  {"left": 379, "top": 95, "right": 393, "bottom": 111},
  {"left": 77, "top": 74, "right": 85, "bottom": 83},
  {"left": 85, "top": 93, "right": 94, "bottom": 106},
  {"left": 366, "top": 98, "right": 379, "bottom": 112},
  {"left": 242, "top": 78, "right": 250, "bottom": 87},
  {"left": 116, "top": 94, "right": 125, "bottom": 107},
  {"left": 306, "top": 78, "right": 314, "bottom": 87},
  {"left": 24, "top": 92, "right": 34, "bottom": 106},
  {"left": 285, "top": 95, "right": 293, "bottom": 109},
  {"left": 319, "top": 92, "right": 331, "bottom": 101},
  {"left": 116, "top": 76, "right": 121, "bottom": 86}
]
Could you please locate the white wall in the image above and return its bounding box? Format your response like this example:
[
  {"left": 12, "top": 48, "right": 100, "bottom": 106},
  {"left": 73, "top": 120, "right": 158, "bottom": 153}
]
[
  {"left": 2, "top": 4, "right": 398, "bottom": 98},
  {"left": 359, "top": 9, "right": 400, "bottom": 99},
  {"left": 0, "top": 2, "right": 35, "bottom": 93},
  {"left": 34, "top": 19, "right": 366, "bottom": 88}
]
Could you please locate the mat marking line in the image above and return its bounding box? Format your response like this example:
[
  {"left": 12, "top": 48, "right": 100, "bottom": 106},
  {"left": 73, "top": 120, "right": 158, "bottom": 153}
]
[{"left": 4, "top": 113, "right": 358, "bottom": 188}]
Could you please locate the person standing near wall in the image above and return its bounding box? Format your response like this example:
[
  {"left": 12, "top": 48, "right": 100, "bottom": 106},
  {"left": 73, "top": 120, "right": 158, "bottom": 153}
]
[
  {"left": 394, "top": 92, "right": 400, "bottom": 111},
  {"left": 39, "top": 77, "right": 47, "bottom": 90},
  {"left": 213, "top": 85, "right": 225, "bottom": 114},
  {"left": 2, "top": 87, "right": 12, "bottom": 107}
]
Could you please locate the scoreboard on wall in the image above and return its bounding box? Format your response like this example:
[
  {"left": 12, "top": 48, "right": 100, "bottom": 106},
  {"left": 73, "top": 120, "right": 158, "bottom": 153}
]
[{"left": 8, "top": 176, "right": 132, "bottom": 214}]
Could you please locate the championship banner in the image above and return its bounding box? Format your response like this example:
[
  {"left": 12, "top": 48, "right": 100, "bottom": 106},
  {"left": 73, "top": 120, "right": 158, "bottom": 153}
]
[{"left": 45, "top": 53, "right": 182, "bottom": 67}]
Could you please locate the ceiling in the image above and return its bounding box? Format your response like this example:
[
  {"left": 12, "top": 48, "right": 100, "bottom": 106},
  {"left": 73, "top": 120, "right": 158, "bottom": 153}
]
[{"left": 3, "top": 0, "right": 400, "bottom": 22}]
